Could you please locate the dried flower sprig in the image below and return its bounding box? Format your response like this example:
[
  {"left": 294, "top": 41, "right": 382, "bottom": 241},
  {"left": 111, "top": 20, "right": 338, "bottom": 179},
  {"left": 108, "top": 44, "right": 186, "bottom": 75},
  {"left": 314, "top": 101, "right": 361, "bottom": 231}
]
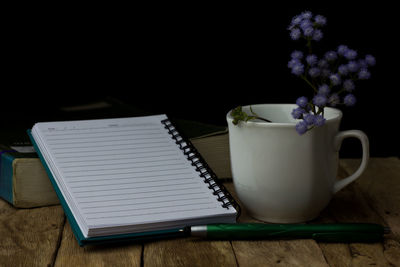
[
  {"left": 287, "top": 11, "right": 375, "bottom": 134},
  {"left": 231, "top": 11, "right": 375, "bottom": 135},
  {"left": 231, "top": 106, "right": 271, "bottom": 125}
]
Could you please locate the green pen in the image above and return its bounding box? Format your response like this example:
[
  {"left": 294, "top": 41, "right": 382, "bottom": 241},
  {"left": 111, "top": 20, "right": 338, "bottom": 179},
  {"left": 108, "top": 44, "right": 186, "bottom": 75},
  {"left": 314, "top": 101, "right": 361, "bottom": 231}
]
[{"left": 188, "top": 223, "right": 390, "bottom": 243}]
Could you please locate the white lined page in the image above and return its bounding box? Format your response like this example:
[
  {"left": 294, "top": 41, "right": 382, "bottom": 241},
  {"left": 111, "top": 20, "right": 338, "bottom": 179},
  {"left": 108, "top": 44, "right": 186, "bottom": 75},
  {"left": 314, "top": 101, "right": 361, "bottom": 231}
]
[{"left": 32, "top": 115, "right": 236, "bottom": 237}]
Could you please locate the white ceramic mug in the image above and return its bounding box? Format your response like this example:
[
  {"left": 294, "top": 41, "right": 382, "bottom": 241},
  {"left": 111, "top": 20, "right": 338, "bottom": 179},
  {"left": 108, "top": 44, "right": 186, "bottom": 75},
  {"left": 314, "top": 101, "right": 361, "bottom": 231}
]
[{"left": 226, "top": 104, "right": 369, "bottom": 223}]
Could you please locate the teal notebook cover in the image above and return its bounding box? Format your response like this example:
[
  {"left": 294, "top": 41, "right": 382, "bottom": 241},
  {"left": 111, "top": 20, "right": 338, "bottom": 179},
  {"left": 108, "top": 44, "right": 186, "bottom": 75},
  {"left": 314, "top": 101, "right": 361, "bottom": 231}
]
[{"left": 27, "top": 130, "right": 184, "bottom": 246}]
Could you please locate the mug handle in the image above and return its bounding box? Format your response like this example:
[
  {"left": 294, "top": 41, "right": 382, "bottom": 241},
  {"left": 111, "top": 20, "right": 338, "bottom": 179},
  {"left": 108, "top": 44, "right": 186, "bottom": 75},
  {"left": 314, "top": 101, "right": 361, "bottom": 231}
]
[{"left": 333, "top": 130, "right": 369, "bottom": 193}]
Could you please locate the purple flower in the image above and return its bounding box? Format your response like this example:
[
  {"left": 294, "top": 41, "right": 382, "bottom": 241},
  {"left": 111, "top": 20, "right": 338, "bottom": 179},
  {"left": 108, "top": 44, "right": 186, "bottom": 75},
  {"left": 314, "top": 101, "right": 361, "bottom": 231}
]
[
  {"left": 314, "top": 115, "right": 326, "bottom": 126},
  {"left": 312, "top": 29, "right": 323, "bottom": 41},
  {"left": 358, "top": 68, "right": 371, "bottom": 80},
  {"left": 313, "top": 94, "right": 328, "bottom": 106},
  {"left": 324, "top": 51, "right": 338, "bottom": 61},
  {"left": 290, "top": 28, "right": 301, "bottom": 40},
  {"left": 306, "top": 54, "right": 318, "bottom": 65},
  {"left": 314, "top": 15, "right": 327, "bottom": 26},
  {"left": 291, "top": 63, "right": 304, "bottom": 76},
  {"left": 301, "top": 11, "right": 313, "bottom": 20},
  {"left": 290, "top": 15, "right": 303, "bottom": 26},
  {"left": 365, "top": 54, "right": 376, "bottom": 66},
  {"left": 329, "top": 73, "right": 341, "bottom": 86},
  {"left": 291, "top": 107, "right": 305, "bottom": 119},
  {"left": 318, "top": 59, "right": 328, "bottom": 69},
  {"left": 296, "top": 96, "right": 308, "bottom": 108},
  {"left": 291, "top": 50, "right": 303, "bottom": 59},
  {"left": 296, "top": 121, "right": 308, "bottom": 135},
  {"left": 318, "top": 84, "right": 330, "bottom": 95},
  {"left": 303, "top": 113, "right": 315, "bottom": 125},
  {"left": 288, "top": 58, "right": 301, "bottom": 69},
  {"left": 343, "top": 79, "right": 355, "bottom": 91},
  {"left": 300, "top": 20, "right": 312, "bottom": 31},
  {"left": 328, "top": 93, "right": 340, "bottom": 107},
  {"left": 338, "top": 64, "right": 349, "bottom": 75},
  {"left": 308, "top": 67, "right": 320, "bottom": 77},
  {"left": 347, "top": 61, "right": 359, "bottom": 72},
  {"left": 344, "top": 94, "right": 357, "bottom": 106},
  {"left": 337, "top": 45, "right": 349, "bottom": 56},
  {"left": 303, "top": 26, "right": 314, "bottom": 37},
  {"left": 344, "top": 49, "right": 357, "bottom": 60}
]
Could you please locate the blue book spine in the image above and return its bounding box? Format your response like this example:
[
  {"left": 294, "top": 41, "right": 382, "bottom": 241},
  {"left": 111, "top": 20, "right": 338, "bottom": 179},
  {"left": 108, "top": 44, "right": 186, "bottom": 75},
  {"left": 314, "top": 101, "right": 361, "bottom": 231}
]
[{"left": 0, "top": 151, "right": 16, "bottom": 204}]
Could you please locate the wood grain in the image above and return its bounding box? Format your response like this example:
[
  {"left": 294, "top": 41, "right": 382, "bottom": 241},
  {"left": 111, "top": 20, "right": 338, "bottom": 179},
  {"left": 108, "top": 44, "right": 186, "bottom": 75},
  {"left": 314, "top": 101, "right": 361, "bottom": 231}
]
[
  {"left": 341, "top": 157, "right": 400, "bottom": 241},
  {"left": 143, "top": 238, "right": 237, "bottom": 267},
  {"left": 339, "top": 157, "right": 400, "bottom": 266},
  {"left": 0, "top": 200, "right": 64, "bottom": 266},
  {"left": 54, "top": 221, "right": 142, "bottom": 267}
]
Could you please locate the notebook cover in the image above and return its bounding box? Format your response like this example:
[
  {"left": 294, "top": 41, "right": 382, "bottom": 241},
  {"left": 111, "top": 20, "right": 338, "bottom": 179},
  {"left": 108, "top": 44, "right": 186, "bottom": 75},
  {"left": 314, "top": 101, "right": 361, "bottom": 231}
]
[{"left": 27, "top": 129, "right": 184, "bottom": 246}]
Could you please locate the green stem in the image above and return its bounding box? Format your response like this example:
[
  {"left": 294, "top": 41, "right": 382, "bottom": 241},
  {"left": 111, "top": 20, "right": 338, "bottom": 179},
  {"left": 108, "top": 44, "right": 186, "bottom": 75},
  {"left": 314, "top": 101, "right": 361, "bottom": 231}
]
[
  {"left": 301, "top": 76, "right": 318, "bottom": 93},
  {"left": 249, "top": 106, "right": 272, "bottom": 122},
  {"left": 253, "top": 116, "right": 272, "bottom": 123}
]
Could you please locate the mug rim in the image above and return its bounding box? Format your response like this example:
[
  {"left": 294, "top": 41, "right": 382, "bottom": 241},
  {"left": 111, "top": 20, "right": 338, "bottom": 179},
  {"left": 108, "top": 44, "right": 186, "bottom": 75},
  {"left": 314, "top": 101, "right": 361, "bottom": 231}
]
[{"left": 226, "top": 103, "right": 343, "bottom": 127}]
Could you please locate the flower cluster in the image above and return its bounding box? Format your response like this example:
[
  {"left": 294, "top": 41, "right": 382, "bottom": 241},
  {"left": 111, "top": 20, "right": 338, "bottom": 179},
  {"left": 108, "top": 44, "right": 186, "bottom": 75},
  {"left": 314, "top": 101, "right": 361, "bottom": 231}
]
[{"left": 287, "top": 11, "right": 375, "bottom": 135}]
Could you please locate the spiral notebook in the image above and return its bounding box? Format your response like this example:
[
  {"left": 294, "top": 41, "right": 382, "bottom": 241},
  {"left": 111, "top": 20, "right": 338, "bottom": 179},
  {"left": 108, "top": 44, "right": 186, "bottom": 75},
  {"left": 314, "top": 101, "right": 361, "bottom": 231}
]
[{"left": 28, "top": 114, "right": 238, "bottom": 246}]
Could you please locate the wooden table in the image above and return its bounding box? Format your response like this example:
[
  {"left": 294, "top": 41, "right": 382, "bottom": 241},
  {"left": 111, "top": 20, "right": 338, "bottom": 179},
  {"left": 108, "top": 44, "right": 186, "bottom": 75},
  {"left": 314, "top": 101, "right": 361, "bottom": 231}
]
[{"left": 1, "top": 157, "right": 399, "bottom": 266}]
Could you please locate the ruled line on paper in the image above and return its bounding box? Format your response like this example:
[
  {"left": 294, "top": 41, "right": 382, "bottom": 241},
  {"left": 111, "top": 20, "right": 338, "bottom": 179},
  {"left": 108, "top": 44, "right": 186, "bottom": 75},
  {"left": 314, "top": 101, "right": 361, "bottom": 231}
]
[
  {"left": 46, "top": 132, "right": 165, "bottom": 142},
  {"left": 77, "top": 191, "right": 207, "bottom": 204},
  {"left": 54, "top": 148, "right": 175, "bottom": 159},
  {"left": 74, "top": 185, "right": 201, "bottom": 199},
  {"left": 86, "top": 206, "right": 218, "bottom": 220},
  {"left": 65, "top": 168, "right": 192, "bottom": 178},
  {"left": 58, "top": 158, "right": 181, "bottom": 170},
  {"left": 83, "top": 201, "right": 216, "bottom": 215},
  {"left": 49, "top": 139, "right": 169, "bottom": 149},
  {"left": 65, "top": 171, "right": 194, "bottom": 183},
  {"left": 57, "top": 152, "right": 178, "bottom": 164},
  {"left": 44, "top": 126, "right": 162, "bottom": 136},
  {"left": 79, "top": 195, "right": 208, "bottom": 209},
  {"left": 68, "top": 176, "right": 196, "bottom": 188},
  {"left": 52, "top": 144, "right": 173, "bottom": 155},
  {"left": 62, "top": 162, "right": 184, "bottom": 172},
  {"left": 71, "top": 181, "right": 200, "bottom": 194}
]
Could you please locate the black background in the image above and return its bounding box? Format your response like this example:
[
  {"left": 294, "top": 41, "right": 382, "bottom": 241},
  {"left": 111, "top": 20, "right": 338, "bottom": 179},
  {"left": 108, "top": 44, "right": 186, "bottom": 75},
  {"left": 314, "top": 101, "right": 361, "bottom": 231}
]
[{"left": 3, "top": 4, "right": 399, "bottom": 157}]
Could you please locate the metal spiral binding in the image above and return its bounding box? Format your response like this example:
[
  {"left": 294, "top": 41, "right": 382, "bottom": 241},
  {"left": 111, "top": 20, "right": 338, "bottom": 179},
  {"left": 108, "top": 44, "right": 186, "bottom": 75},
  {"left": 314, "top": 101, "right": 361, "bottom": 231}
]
[{"left": 161, "top": 118, "right": 240, "bottom": 213}]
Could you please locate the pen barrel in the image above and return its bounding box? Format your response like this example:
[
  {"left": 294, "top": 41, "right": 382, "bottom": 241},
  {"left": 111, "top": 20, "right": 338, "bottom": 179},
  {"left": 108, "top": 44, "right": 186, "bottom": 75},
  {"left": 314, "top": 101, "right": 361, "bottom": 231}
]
[{"left": 205, "top": 223, "right": 384, "bottom": 242}]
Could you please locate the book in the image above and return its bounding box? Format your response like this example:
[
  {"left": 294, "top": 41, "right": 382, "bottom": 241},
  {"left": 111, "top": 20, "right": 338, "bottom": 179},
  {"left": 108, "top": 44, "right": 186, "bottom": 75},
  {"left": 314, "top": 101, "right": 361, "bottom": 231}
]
[
  {"left": 29, "top": 114, "right": 238, "bottom": 246},
  {"left": 0, "top": 141, "right": 59, "bottom": 208}
]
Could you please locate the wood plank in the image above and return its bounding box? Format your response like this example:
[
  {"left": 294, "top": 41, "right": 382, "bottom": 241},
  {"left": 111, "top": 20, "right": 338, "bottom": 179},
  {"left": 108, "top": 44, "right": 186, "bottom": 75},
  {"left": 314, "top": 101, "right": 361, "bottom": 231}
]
[
  {"left": 54, "top": 221, "right": 142, "bottom": 267},
  {"left": 224, "top": 183, "right": 329, "bottom": 267},
  {"left": 341, "top": 157, "right": 400, "bottom": 241},
  {"left": 0, "top": 200, "right": 64, "bottom": 266},
  {"left": 318, "top": 158, "right": 400, "bottom": 267},
  {"left": 233, "top": 240, "right": 328, "bottom": 267},
  {"left": 143, "top": 238, "right": 237, "bottom": 267}
]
